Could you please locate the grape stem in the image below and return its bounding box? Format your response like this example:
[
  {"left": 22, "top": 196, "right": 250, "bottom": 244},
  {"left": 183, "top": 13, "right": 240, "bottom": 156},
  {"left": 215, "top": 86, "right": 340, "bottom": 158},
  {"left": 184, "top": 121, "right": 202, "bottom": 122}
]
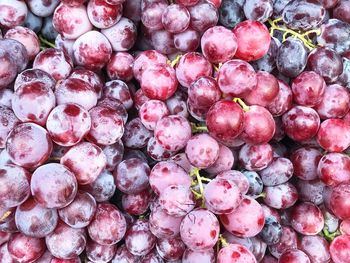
[
  {"left": 268, "top": 17, "right": 320, "bottom": 50},
  {"left": 255, "top": 192, "right": 267, "bottom": 199},
  {"left": 219, "top": 234, "right": 229, "bottom": 247},
  {"left": 39, "top": 35, "right": 56, "bottom": 49},
  {"left": 190, "top": 167, "right": 212, "bottom": 207},
  {"left": 233, "top": 98, "right": 250, "bottom": 112},
  {"left": 191, "top": 123, "right": 209, "bottom": 133},
  {"left": 0, "top": 210, "right": 12, "bottom": 222},
  {"left": 322, "top": 226, "right": 341, "bottom": 242},
  {"left": 167, "top": 54, "right": 182, "bottom": 68},
  {"left": 213, "top": 63, "right": 223, "bottom": 72}
]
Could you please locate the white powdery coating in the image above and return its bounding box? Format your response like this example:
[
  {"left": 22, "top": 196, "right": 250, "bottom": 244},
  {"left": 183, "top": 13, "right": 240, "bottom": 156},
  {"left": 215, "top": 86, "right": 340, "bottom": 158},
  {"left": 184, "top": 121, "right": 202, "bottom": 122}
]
[
  {"left": 55, "top": 34, "right": 75, "bottom": 60},
  {"left": 0, "top": 0, "right": 28, "bottom": 28},
  {"left": 87, "top": 0, "right": 122, "bottom": 29},
  {"left": 26, "top": 0, "right": 59, "bottom": 17}
]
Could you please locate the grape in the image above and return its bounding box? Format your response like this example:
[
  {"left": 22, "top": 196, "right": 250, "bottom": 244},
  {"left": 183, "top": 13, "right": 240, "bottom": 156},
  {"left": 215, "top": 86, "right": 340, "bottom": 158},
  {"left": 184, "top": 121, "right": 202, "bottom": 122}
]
[
  {"left": 46, "top": 220, "right": 86, "bottom": 259},
  {"left": 103, "top": 80, "right": 133, "bottom": 110},
  {"left": 261, "top": 255, "right": 278, "bottom": 263},
  {"left": 142, "top": 1, "right": 167, "bottom": 30},
  {"left": 290, "top": 147, "right": 322, "bottom": 181},
  {"left": 124, "top": 0, "right": 141, "bottom": 23},
  {"left": 14, "top": 68, "right": 55, "bottom": 91},
  {"left": 114, "top": 158, "right": 150, "bottom": 194},
  {"left": 334, "top": 0, "right": 350, "bottom": 23},
  {"left": 244, "top": 0, "right": 273, "bottom": 22},
  {"left": 182, "top": 248, "right": 215, "bottom": 263},
  {"left": 0, "top": 89, "right": 13, "bottom": 109},
  {"left": 188, "top": 1, "right": 218, "bottom": 33},
  {"left": 149, "top": 202, "right": 183, "bottom": 238},
  {"left": 174, "top": 28, "right": 200, "bottom": 52},
  {"left": 300, "top": 235, "right": 330, "bottom": 263},
  {"left": 219, "top": 0, "right": 244, "bottom": 29},
  {"left": 267, "top": 80, "right": 293, "bottom": 117},
  {"left": 204, "top": 177, "right": 242, "bottom": 214},
  {"left": 24, "top": 10, "right": 42, "bottom": 33},
  {"left": 201, "top": 26, "right": 237, "bottom": 64},
  {"left": 6, "top": 122, "right": 53, "bottom": 169},
  {"left": 73, "top": 31, "right": 112, "bottom": 71},
  {"left": 318, "top": 152, "right": 350, "bottom": 186},
  {"left": 319, "top": 0, "right": 340, "bottom": 9},
  {"left": 107, "top": 52, "right": 134, "bottom": 82},
  {"left": 176, "top": 0, "right": 199, "bottom": 6},
  {"left": 282, "top": 106, "right": 320, "bottom": 142},
  {"left": 296, "top": 179, "right": 325, "bottom": 205},
  {"left": 141, "top": 63, "right": 178, "bottom": 100},
  {"left": 241, "top": 105, "right": 276, "bottom": 144},
  {"left": 0, "top": 231, "right": 10, "bottom": 246},
  {"left": 290, "top": 202, "right": 324, "bottom": 235},
  {"left": 220, "top": 196, "right": 264, "bottom": 237},
  {"left": 243, "top": 171, "right": 264, "bottom": 197},
  {"left": 0, "top": 243, "right": 17, "bottom": 263},
  {"left": 33, "top": 48, "right": 73, "bottom": 81},
  {"left": 162, "top": 4, "right": 190, "bottom": 34},
  {"left": 8, "top": 232, "right": 46, "bottom": 262},
  {"left": 260, "top": 217, "right": 282, "bottom": 245},
  {"left": 125, "top": 219, "right": 156, "bottom": 256},
  {"left": 264, "top": 183, "right": 298, "bottom": 209},
  {"left": 245, "top": 71, "right": 279, "bottom": 107},
  {"left": 55, "top": 34, "right": 74, "bottom": 59},
  {"left": 97, "top": 97, "right": 128, "bottom": 124},
  {"left": 80, "top": 170, "right": 116, "bottom": 202},
  {"left": 188, "top": 77, "right": 220, "bottom": 110},
  {"left": 133, "top": 50, "right": 167, "bottom": 82},
  {"left": 58, "top": 191, "right": 96, "bottom": 229},
  {"left": 88, "top": 203, "right": 126, "bottom": 246},
  {"left": 0, "top": 49, "right": 17, "bottom": 89},
  {"left": 139, "top": 100, "right": 169, "bottom": 131},
  {"left": 70, "top": 69, "right": 103, "bottom": 98},
  {"left": 185, "top": 133, "right": 220, "bottom": 168},
  {"left": 317, "top": 119, "right": 350, "bottom": 152},
  {"left": 101, "top": 17, "right": 137, "bottom": 52},
  {"left": 0, "top": 107, "right": 19, "bottom": 149},
  {"left": 205, "top": 144, "right": 234, "bottom": 175},
  {"left": 233, "top": 20, "right": 271, "bottom": 61},
  {"left": 31, "top": 163, "right": 77, "bottom": 209},
  {"left": 0, "top": 164, "right": 30, "bottom": 208},
  {"left": 260, "top": 157, "right": 293, "bottom": 186},
  {"left": 239, "top": 143, "right": 273, "bottom": 171},
  {"left": 61, "top": 142, "right": 106, "bottom": 185},
  {"left": 86, "top": 241, "right": 116, "bottom": 263},
  {"left": 282, "top": 0, "right": 325, "bottom": 30},
  {"left": 269, "top": 226, "right": 298, "bottom": 258},
  {"left": 112, "top": 244, "right": 140, "bottom": 263},
  {"left": 175, "top": 52, "right": 212, "bottom": 89},
  {"left": 46, "top": 104, "right": 91, "bottom": 147},
  {"left": 15, "top": 197, "right": 58, "bottom": 238},
  {"left": 217, "top": 59, "right": 257, "bottom": 97},
  {"left": 279, "top": 249, "right": 311, "bottom": 263},
  {"left": 330, "top": 234, "right": 350, "bottom": 263},
  {"left": 0, "top": 0, "right": 27, "bottom": 28},
  {"left": 291, "top": 71, "right": 326, "bottom": 107},
  {"left": 187, "top": 101, "right": 209, "bottom": 122},
  {"left": 41, "top": 16, "right": 58, "bottom": 40},
  {"left": 217, "top": 244, "right": 257, "bottom": 263},
  {"left": 180, "top": 208, "right": 219, "bottom": 251},
  {"left": 156, "top": 237, "right": 186, "bottom": 261},
  {"left": 87, "top": 0, "right": 122, "bottom": 29},
  {"left": 329, "top": 183, "right": 350, "bottom": 220},
  {"left": 147, "top": 136, "right": 176, "bottom": 161},
  {"left": 217, "top": 170, "right": 250, "bottom": 194},
  {"left": 103, "top": 140, "right": 124, "bottom": 171},
  {"left": 6, "top": 25, "right": 39, "bottom": 60},
  {"left": 122, "top": 189, "right": 152, "bottom": 216}
]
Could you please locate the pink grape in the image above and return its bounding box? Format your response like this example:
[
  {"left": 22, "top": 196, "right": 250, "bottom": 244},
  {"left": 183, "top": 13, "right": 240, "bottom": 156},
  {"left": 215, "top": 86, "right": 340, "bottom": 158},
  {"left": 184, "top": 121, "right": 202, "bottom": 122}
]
[
  {"left": 279, "top": 249, "right": 311, "bottom": 263},
  {"left": 330, "top": 234, "right": 350, "bottom": 263},
  {"left": 86, "top": 240, "right": 116, "bottom": 263},
  {"left": 156, "top": 237, "right": 186, "bottom": 261},
  {"left": 133, "top": 50, "right": 167, "bottom": 82},
  {"left": 122, "top": 117, "right": 152, "bottom": 149},
  {"left": 238, "top": 143, "right": 273, "bottom": 171},
  {"left": 139, "top": 100, "right": 169, "bottom": 130},
  {"left": 290, "top": 147, "right": 322, "bottom": 181},
  {"left": 0, "top": 107, "right": 19, "bottom": 149},
  {"left": 217, "top": 244, "right": 257, "bottom": 263},
  {"left": 205, "top": 144, "right": 234, "bottom": 175},
  {"left": 264, "top": 183, "right": 298, "bottom": 209},
  {"left": 107, "top": 52, "right": 134, "bottom": 82},
  {"left": 87, "top": 0, "right": 122, "bottom": 29},
  {"left": 318, "top": 152, "right": 350, "bottom": 186},
  {"left": 290, "top": 202, "right": 324, "bottom": 235},
  {"left": 162, "top": 4, "right": 190, "bottom": 33},
  {"left": 0, "top": 0, "right": 27, "bottom": 28},
  {"left": 317, "top": 119, "right": 350, "bottom": 152}
]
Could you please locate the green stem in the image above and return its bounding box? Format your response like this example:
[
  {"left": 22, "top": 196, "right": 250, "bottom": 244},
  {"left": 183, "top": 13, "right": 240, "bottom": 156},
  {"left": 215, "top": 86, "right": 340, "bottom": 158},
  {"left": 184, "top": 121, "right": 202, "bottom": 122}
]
[
  {"left": 322, "top": 226, "right": 341, "bottom": 242},
  {"left": 39, "top": 35, "right": 55, "bottom": 48},
  {"left": 191, "top": 123, "right": 209, "bottom": 133},
  {"left": 219, "top": 234, "right": 229, "bottom": 247},
  {"left": 233, "top": 98, "right": 250, "bottom": 112},
  {"left": 255, "top": 192, "right": 266, "bottom": 199},
  {"left": 0, "top": 210, "right": 12, "bottom": 222},
  {"left": 167, "top": 54, "right": 182, "bottom": 68}
]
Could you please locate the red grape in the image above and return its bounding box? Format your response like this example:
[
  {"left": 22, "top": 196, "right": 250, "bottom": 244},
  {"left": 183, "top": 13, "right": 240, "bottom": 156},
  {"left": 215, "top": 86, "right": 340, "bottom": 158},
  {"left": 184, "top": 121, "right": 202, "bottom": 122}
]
[
  {"left": 267, "top": 80, "right": 293, "bottom": 117},
  {"left": 290, "top": 202, "right": 324, "bottom": 235},
  {"left": 102, "top": 140, "right": 124, "bottom": 171},
  {"left": 174, "top": 28, "right": 200, "bottom": 52},
  {"left": 239, "top": 143, "right": 273, "bottom": 171},
  {"left": 0, "top": 107, "right": 19, "bottom": 149},
  {"left": 217, "top": 244, "right": 257, "bottom": 263},
  {"left": 279, "top": 249, "right": 311, "bottom": 263},
  {"left": 133, "top": 50, "right": 167, "bottom": 82},
  {"left": 330, "top": 183, "right": 350, "bottom": 220},
  {"left": 122, "top": 189, "right": 152, "bottom": 216},
  {"left": 330, "top": 234, "right": 350, "bottom": 263},
  {"left": 0, "top": 242, "right": 17, "bottom": 263},
  {"left": 205, "top": 144, "right": 234, "bottom": 175},
  {"left": 141, "top": 1, "right": 167, "bottom": 30},
  {"left": 300, "top": 235, "right": 330, "bottom": 263},
  {"left": 162, "top": 4, "right": 190, "bottom": 34},
  {"left": 264, "top": 183, "right": 298, "bottom": 209},
  {"left": 317, "top": 119, "right": 350, "bottom": 152},
  {"left": 107, "top": 52, "right": 134, "bottom": 82},
  {"left": 260, "top": 157, "right": 293, "bottom": 186},
  {"left": 269, "top": 226, "right": 298, "bottom": 258},
  {"left": 87, "top": 0, "right": 122, "bottom": 29},
  {"left": 112, "top": 244, "right": 140, "bottom": 262},
  {"left": 318, "top": 152, "right": 350, "bottom": 186},
  {"left": 86, "top": 241, "right": 116, "bottom": 263},
  {"left": 14, "top": 68, "right": 55, "bottom": 92},
  {"left": 188, "top": 1, "right": 218, "bottom": 33},
  {"left": 156, "top": 237, "right": 186, "bottom": 261},
  {"left": 70, "top": 69, "right": 103, "bottom": 99},
  {"left": 182, "top": 248, "right": 215, "bottom": 263},
  {"left": 122, "top": 117, "right": 152, "bottom": 149},
  {"left": 290, "top": 147, "right": 322, "bottom": 181},
  {"left": 139, "top": 100, "right": 169, "bottom": 130},
  {"left": 0, "top": 0, "right": 27, "bottom": 28},
  {"left": 243, "top": 0, "right": 273, "bottom": 22},
  {"left": 296, "top": 179, "right": 325, "bottom": 205}
]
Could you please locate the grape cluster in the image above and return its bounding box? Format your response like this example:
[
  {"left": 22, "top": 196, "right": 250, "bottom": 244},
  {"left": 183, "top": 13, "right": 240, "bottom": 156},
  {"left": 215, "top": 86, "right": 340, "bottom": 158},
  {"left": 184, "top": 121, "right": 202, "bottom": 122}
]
[{"left": 1, "top": 0, "right": 350, "bottom": 262}]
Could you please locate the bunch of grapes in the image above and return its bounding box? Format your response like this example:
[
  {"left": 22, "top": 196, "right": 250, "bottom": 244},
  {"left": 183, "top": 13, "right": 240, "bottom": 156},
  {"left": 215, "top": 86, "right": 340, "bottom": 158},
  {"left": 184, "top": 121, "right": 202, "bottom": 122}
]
[{"left": 1, "top": 0, "right": 350, "bottom": 262}]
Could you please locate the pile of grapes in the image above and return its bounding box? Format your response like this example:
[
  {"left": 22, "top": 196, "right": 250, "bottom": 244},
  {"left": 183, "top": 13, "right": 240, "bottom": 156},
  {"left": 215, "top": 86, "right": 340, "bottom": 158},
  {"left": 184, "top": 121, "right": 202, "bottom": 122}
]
[{"left": 1, "top": 0, "right": 350, "bottom": 262}]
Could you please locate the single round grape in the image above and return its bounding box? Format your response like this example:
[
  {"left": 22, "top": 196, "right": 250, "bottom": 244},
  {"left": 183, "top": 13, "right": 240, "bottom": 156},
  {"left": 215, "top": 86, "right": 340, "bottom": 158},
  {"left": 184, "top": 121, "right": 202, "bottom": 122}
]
[
  {"left": 73, "top": 31, "right": 112, "bottom": 71},
  {"left": 239, "top": 143, "right": 273, "bottom": 171},
  {"left": 217, "top": 59, "right": 257, "bottom": 97},
  {"left": 282, "top": 0, "right": 325, "bottom": 31},
  {"left": 103, "top": 80, "right": 133, "bottom": 110},
  {"left": 87, "top": 0, "right": 122, "bottom": 29},
  {"left": 267, "top": 80, "right": 293, "bottom": 117},
  {"left": 180, "top": 209, "right": 219, "bottom": 251},
  {"left": 14, "top": 68, "right": 55, "bottom": 91},
  {"left": 139, "top": 100, "right": 169, "bottom": 131},
  {"left": 5, "top": 122, "right": 53, "bottom": 169},
  {"left": 242, "top": 170, "right": 264, "bottom": 197},
  {"left": 147, "top": 136, "right": 177, "bottom": 162},
  {"left": 300, "top": 235, "right": 330, "bottom": 263},
  {"left": 122, "top": 189, "right": 152, "bottom": 216},
  {"left": 282, "top": 106, "right": 320, "bottom": 142},
  {"left": 260, "top": 217, "right": 282, "bottom": 245},
  {"left": 41, "top": 16, "right": 58, "bottom": 40},
  {"left": 330, "top": 234, "right": 350, "bottom": 263},
  {"left": 188, "top": 76, "right": 221, "bottom": 109},
  {"left": 174, "top": 28, "right": 200, "bottom": 52},
  {"left": 61, "top": 142, "right": 106, "bottom": 185},
  {"left": 97, "top": 97, "right": 128, "bottom": 124},
  {"left": 341, "top": 219, "right": 350, "bottom": 235},
  {"left": 86, "top": 241, "right": 116, "bottom": 263},
  {"left": 0, "top": 242, "right": 17, "bottom": 263},
  {"left": 175, "top": 52, "right": 212, "bottom": 89},
  {"left": 204, "top": 177, "right": 242, "bottom": 214},
  {"left": 156, "top": 237, "right": 186, "bottom": 261},
  {"left": 26, "top": 0, "right": 60, "bottom": 17},
  {"left": 220, "top": 196, "right": 264, "bottom": 237},
  {"left": 162, "top": 4, "right": 190, "bottom": 34},
  {"left": 290, "top": 202, "right": 324, "bottom": 235},
  {"left": 165, "top": 91, "right": 188, "bottom": 118},
  {"left": 141, "top": 1, "right": 167, "bottom": 30},
  {"left": 70, "top": 69, "right": 103, "bottom": 98},
  {"left": 187, "top": 1, "right": 218, "bottom": 33},
  {"left": 217, "top": 243, "right": 257, "bottom": 263},
  {"left": 182, "top": 248, "right": 215, "bottom": 263},
  {"left": 46, "top": 220, "right": 86, "bottom": 259},
  {"left": 330, "top": 183, "right": 350, "bottom": 220},
  {"left": 290, "top": 147, "right": 322, "bottom": 181},
  {"left": 15, "top": 197, "right": 58, "bottom": 238},
  {"left": 88, "top": 203, "right": 126, "bottom": 246},
  {"left": 243, "top": 0, "right": 272, "bottom": 22},
  {"left": 24, "top": 10, "right": 42, "bottom": 33},
  {"left": 0, "top": 0, "right": 27, "bottom": 28},
  {"left": 201, "top": 26, "right": 237, "bottom": 64},
  {"left": 334, "top": 0, "right": 350, "bottom": 23},
  {"left": 0, "top": 107, "right": 19, "bottom": 149},
  {"left": 0, "top": 50, "right": 17, "bottom": 89},
  {"left": 260, "top": 157, "right": 293, "bottom": 186},
  {"left": 205, "top": 144, "right": 234, "bottom": 175},
  {"left": 107, "top": 52, "right": 134, "bottom": 82},
  {"left": 133, "top": 50, "right": 167, "bottom": 82},
  {"left": 8, "top": 232, "right": 46, "bottom": 263},
  {"left": 268, "top": 226, "right": 298, "bottom": 258},
  {"left": 318, "top": 152, "right": 350, "bottom": 186},
  {"left": 125, "top": 219, "right": 156, "bottom": 256},
  {"left": 233, "top": 20, "right": 271, "bottom": 61},
  {"left": 55, "top": 33, "right": 74, "bottom": 59},
  {"left": 46, "top": 104, "right": 91, "bottom": 147},
  {"left": 296, "top": 179, "right": 325, "bottom": 205},
  {"left": 114, "top": 158, "right": 150, "bottom": 194},
  {"left": 0, "top": 164, "right": 30, "bottom": 208},
  {"left": 317, "top": 119, "right": 350, "bottom": 153},
  {"left": 31, "top": 163, "right": 77, "bottom": 209},
  {"left": 122, "top": 118, "right": 153, "bottom": 149},
  {"left": 217, "top": 170, "right": 250, "bottom": 194},
  {"left": 103, "top": 140, "right": 124, "bottom": 171},
  {"left": 86, "top": 106, "right": 124, "bottom": 146},
  {"left": 58, "top": 191, "right": 96, "bottom": 229},
  {"left": 279, "top": 249, "right": 311, "bottom": 263},
  {"left": 264, "top": 183, "right": 298, "bottom": 209}
]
